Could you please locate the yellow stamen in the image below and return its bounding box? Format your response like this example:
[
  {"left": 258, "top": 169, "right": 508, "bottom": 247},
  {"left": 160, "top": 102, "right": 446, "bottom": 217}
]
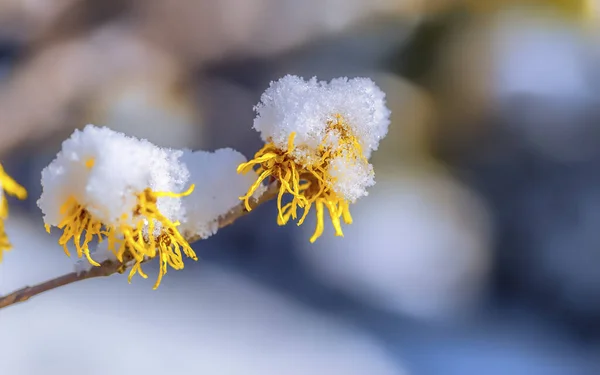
[
  {"left": 0, "top": 163, "right": 27, "bottom": 261},
  {"left": 49, "top": 184, "right": 196, "bottom": 288},
  {"left": 238, "top": 132, "right": 306, "bottom": 214},
  {"left": 310, "top": 201, "right": 325, "bottom": 243},
  {"left": 0, "top": 221, "right": 12, "bottom": 261},
  {"left": 340, "top": 201, "right": 353, "bottom": 225},
  {"left": 238, "top": 114, "right": 369, "bottom": 242},
  {"left": 299, "top": 177, "right": 348, "bottom": 241},
  {"left": 56, "top": 196, "right": 104, "bottom": 266},
  {"left": 0, "top": 164, "right": 27, "bottom": 202},
  {"left": 85, "top": 157, "right": 95, "bottom": 169},
  {"left": 107, "top": 185, "right": 198, "bottom": 289}
]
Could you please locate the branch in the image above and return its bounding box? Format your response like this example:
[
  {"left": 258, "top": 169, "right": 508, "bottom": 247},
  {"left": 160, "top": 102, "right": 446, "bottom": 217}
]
[{"left": 0, "top": 182, "right": 280, "bottom": 310}]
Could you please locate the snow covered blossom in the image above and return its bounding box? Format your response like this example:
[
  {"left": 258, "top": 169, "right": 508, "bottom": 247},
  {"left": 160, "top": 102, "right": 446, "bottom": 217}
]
[
  {"left": 0, "top": 164, "right": 27, "bottom": 261},
  {"left": 38, "top": 125, "right": 195, "bottom": 288},
  {"left": 238, "top": 75, "right": 390, "bottom": 242},
  {"left": 38, "top": 125, "right": 260, "bottom": 288}
]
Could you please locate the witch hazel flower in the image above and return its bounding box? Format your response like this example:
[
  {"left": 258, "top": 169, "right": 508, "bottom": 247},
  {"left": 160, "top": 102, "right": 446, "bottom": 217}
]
[
  {"left": 0, "top": 164, "right": 27, "bottom": 260},
  {"left": 238, "top": 75, "right": 390, "bottom": 242},
  {"left": 37, "top": 125, "right": 196, "bottom": 288}
]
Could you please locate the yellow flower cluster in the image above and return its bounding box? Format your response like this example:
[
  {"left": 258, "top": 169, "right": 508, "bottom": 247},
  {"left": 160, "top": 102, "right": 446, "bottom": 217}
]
[
  {"left": 51, "top": 183, "right": 197, "bottom": 289},
  {"left": 239, "top": 114, "right": 366, "bottom": 243}
]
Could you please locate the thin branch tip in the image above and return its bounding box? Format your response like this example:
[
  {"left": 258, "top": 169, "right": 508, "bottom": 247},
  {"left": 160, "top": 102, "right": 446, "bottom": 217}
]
[{"left": 0, "top": 182, "right": 279, "bottom": 310}]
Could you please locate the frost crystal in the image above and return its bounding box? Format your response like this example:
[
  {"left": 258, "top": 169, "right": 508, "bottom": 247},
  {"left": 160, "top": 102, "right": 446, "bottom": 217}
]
[
  {"left": 38, "top": 124, "right": 189, "bottom": 228},
  {"left": 254, "top": 75, "right": 390, "bottom": 161}
]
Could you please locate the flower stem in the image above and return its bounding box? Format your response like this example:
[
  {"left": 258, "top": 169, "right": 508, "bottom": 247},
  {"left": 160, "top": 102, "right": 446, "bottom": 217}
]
[{"left": 0, "top": 182, "right": 280, "bottom": 310}]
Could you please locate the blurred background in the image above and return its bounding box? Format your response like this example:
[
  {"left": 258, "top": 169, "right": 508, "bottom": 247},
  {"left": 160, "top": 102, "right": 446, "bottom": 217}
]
[{"left": 2, "top": 0, "right": 600, "bottom": 374}]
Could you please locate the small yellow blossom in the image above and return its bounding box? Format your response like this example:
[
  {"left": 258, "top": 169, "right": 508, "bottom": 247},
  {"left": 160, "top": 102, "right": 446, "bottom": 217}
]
[
  {"left": 38, "top": 124, "right": 198, "bottom": 288},
  {"left": 239, "top": 114, "right": 366, "bottom": 243},
  {"left": 237, "top": 75, "right": 389, "bottom": 242},
  {"left": 0, "top": 163, "right": 27, "bottom": 261},
  {"left": 51, "top": 185, "right": 197, "bottom": 289}
]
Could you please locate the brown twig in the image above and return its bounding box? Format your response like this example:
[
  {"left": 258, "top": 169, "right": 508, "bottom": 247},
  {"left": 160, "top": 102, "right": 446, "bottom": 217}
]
[{"left": 0, "top": 182, "right": 279, "bottom": 310}]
